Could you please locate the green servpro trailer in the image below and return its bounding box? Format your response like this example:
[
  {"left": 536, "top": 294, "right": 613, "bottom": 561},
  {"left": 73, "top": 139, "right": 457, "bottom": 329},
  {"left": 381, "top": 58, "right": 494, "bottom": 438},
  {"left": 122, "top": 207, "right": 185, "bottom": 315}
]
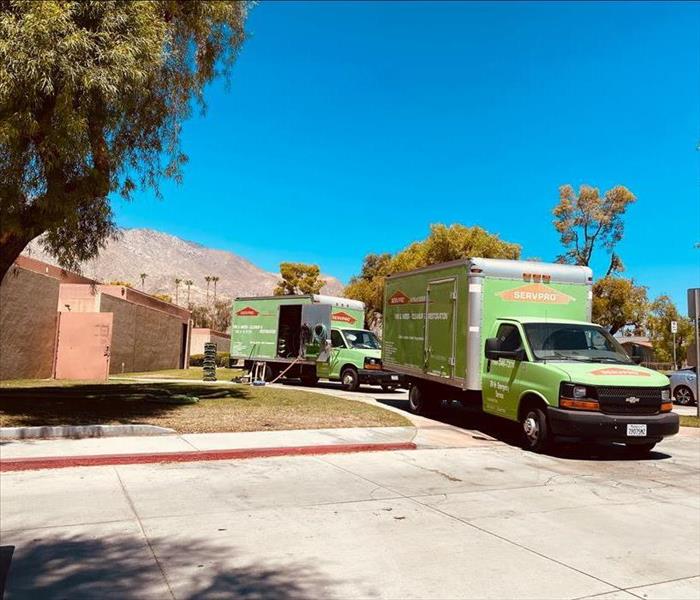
[
  {"left": 383, "top": 258, "right": 678, "bottom": 453},
  {"left": 230, "top": 294, "right": 404, "bottom": 391}
]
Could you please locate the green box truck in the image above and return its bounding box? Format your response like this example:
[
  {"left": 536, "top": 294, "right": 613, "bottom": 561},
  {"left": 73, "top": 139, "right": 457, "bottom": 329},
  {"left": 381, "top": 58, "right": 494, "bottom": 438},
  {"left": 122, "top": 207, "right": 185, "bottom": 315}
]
[
  {"left": 230, "top": 294, "right": 404, "bottom": 391},
  {"left": 383, "top": 258, "right": 679, "bottom": 453}
]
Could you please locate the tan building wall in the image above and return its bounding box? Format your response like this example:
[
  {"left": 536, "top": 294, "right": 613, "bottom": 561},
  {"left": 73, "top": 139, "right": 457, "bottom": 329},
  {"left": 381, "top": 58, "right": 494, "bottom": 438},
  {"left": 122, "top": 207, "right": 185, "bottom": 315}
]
[
  {"left": 190, "top": 328, "right": 231, "bottom": 355},
  {"left": 0, "top": 266, "right": 60, "bottom": 380},
  {"left": 100, "top": 294, "right": 188, "bottom": 373}
]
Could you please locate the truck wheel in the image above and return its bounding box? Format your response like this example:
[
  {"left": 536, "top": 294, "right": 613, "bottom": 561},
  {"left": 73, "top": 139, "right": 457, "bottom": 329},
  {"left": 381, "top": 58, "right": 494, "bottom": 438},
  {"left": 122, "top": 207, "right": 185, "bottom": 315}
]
[
  {"left": 341, "top": 367, "right": 359, "bottom": 391},
  {"left": 675, "top": 386, "right": 695, "bottom": 405},
  {"left": 408, "top": 384, "right": 439, "bottom": 415},
  {"left": 625, "top": 442, "right": 657, "bottom": 456},
  {"left": 263, "top": 365, "right": 276, "bottom": 383},
  {"left": 521, "top": 407, "right": 550, "bottom": 453},
  {"left": 301, "top": 374, "right": 319, "bottom": 387}
]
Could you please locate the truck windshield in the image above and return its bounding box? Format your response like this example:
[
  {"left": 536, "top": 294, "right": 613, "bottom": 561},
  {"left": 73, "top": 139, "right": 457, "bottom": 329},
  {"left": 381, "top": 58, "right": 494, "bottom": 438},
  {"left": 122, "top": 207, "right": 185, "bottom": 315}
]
[
  {"left": 342, "top": 330, "right": 381, "bottom": 350},
  {"left": 523, "top": 323, "right": 633, "bottom": 364}
]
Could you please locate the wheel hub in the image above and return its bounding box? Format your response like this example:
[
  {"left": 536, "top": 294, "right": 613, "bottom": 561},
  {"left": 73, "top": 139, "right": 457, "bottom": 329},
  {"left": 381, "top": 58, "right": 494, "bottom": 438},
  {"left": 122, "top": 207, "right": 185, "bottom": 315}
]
[{"left": 523, "top": 414, "right": 539, "bottom": 441}]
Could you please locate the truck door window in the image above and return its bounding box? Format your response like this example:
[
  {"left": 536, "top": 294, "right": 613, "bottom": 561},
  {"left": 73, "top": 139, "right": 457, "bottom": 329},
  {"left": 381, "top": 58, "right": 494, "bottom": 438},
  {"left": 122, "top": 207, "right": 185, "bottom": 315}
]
[
  {"left": 496, "top": 324, "right": 523, "bottom": 352},
  {"left": 331, "top": 330, "right": 346, "bottom": 349}
]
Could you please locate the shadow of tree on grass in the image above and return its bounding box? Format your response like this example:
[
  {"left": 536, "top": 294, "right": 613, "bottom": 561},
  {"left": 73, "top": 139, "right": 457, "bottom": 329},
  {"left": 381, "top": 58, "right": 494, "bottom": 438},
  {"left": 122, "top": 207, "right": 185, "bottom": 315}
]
[{"left": 0, "top": 383, "right": 249, "bottom": 428}]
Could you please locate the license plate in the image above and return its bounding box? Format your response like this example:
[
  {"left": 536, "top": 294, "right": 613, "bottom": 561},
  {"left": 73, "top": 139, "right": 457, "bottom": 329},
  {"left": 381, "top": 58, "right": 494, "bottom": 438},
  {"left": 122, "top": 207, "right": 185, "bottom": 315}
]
[
  {"left": 391, "top": 375, "right": 399, "bottom": 381},
  {"left": 627, "top": 424, "right": 647, "bottom": 437}
]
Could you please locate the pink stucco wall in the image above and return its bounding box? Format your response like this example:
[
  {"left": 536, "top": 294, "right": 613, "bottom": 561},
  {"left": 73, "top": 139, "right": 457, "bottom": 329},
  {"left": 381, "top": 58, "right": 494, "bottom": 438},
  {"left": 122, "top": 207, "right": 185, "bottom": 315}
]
[{"left": 190, "top": 328, "right": 231, "bottom": 355}]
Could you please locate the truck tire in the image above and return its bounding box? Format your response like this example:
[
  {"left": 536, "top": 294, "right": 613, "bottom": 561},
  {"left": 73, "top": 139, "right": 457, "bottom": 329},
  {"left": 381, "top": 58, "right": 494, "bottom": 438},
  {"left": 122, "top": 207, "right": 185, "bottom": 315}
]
[
  {"left": 341, "top": 367, "right": 359, "bottom": 391},
  {"left": 263, "top": 364, "right": 276, "bottom": 383},
  {"left": 521, "top": 407, "right": 550, "bottom": 453},
  {"left": 408, "top": 384, "right": 439, "bottom": 415},
  {"left": 301, "top": 374, "right": 319, "bottom": 387}
]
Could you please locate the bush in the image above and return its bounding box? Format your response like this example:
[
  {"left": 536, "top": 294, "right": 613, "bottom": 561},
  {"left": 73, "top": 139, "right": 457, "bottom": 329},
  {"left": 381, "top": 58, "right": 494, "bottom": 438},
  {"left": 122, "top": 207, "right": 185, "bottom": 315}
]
[{"left": 189, "top": 352, "right": 230, "bottom": 367}]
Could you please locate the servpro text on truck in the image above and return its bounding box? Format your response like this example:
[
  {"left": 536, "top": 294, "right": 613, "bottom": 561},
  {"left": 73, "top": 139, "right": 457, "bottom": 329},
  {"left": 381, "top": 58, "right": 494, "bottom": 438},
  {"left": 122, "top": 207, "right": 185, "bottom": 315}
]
[
  {"left": 230, "top": 294, "right": 403, "bottom": 391},
  {"left": 382, "top": 258, "right": 679, "bottom": 453}
]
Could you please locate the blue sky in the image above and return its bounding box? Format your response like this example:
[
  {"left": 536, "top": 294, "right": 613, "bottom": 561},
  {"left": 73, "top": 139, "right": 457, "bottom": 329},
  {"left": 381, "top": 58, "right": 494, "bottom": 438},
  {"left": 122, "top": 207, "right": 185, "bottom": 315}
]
[{"left": 115, "top": 1, "right": 700, "bottom": 307}]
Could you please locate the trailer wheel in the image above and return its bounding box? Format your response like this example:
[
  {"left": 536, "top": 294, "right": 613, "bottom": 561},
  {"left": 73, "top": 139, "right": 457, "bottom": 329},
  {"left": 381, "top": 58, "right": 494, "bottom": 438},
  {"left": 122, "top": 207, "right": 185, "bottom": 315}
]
[
  {"left": 341, "top": 367, "right": 359, "bottom": 391},
  {"left": 521, "top": 407, "right": 550, "bottom": 453},
  {"left": 408, "top": 384, "right": 439, "bottom": 415}
]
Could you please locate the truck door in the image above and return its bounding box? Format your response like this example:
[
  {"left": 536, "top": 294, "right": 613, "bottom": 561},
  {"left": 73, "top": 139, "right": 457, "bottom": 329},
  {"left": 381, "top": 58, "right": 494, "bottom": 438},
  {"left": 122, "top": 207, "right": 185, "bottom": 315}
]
[
  {"left": 482, "top": 322, "right": 525, "bottom": 419},
  {"left": 424, "top": 278, "right": 457, "bottom": 378}
]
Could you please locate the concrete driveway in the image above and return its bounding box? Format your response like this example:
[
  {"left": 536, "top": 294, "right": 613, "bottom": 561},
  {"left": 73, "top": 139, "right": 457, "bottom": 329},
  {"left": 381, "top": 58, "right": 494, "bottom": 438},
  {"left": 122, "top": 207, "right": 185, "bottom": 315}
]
[{"left": 2, "top": 426, "right": 699, "bottom": 599}]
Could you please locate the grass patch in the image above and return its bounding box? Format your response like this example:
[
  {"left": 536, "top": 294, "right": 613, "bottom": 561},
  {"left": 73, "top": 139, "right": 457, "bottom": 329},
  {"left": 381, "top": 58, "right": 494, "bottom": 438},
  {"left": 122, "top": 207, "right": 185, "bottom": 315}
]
[
  {"left": 118, "top": 367, "right": 243, "bottom": 381},
  {"left": 0, "top": 380, "right": 410, "bottom": 433},
  {"left": 680, "top": 415, "right": 700, "bottom": 428}
]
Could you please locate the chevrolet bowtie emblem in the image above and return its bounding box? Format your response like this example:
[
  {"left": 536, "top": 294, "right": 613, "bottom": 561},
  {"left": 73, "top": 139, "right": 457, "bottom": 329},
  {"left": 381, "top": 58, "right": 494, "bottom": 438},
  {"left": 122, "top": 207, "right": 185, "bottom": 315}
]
[{"left": 625, "top": 396, "right": 641, "bottom": 404}]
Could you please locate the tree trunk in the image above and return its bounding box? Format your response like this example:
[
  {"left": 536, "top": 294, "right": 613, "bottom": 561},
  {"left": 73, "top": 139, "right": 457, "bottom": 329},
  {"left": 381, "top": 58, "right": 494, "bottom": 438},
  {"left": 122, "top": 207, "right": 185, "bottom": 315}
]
[{"left": 0, "top": 231, "right": 35, "bottom": 284}]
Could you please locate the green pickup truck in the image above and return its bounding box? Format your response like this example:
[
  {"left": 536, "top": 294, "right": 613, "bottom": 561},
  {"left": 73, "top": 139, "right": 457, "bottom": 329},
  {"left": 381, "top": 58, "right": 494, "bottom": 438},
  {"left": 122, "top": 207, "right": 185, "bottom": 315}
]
[
  {"left": 229, "top": 294, "right": 403, "bottom": 391},
  {"left": 382, "top": 258, "right": 679, "bottom": 453}
]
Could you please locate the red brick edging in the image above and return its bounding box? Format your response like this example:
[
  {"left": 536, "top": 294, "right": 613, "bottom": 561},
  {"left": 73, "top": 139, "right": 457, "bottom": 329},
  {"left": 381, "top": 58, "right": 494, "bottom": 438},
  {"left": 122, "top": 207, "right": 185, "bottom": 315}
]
[{"left": 0, "top": 441, "right": 416, "bottom": 472}]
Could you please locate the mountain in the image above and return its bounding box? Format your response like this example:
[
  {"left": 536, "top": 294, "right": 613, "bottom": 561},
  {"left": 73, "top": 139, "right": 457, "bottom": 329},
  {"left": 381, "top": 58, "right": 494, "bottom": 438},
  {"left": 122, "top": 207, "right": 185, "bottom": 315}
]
[{"left": 24, "top": 228, "right": 344, "bottom": 304}]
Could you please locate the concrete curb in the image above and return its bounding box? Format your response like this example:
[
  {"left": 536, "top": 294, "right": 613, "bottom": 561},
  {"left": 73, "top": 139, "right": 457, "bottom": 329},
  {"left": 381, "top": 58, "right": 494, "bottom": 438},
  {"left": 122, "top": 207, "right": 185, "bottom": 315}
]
[
  {"left": 0, "top": 424, "right": 176, "bottom": 440},
  {"left": 0, "top": 441, "right": 417, "bottom": 472}
]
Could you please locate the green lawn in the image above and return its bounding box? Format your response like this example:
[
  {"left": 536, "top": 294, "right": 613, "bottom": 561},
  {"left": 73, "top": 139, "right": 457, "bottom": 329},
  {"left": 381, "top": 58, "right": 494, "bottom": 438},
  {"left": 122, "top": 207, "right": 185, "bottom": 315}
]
[
  {"left": 680, "top": 415, "right": 700, "bottom": 428},
  {"left": 0, "top": 380, "right": 410, "bottom": 433},
  {"left": 118, "top": 367, "right": 243, "bottom": 381}
]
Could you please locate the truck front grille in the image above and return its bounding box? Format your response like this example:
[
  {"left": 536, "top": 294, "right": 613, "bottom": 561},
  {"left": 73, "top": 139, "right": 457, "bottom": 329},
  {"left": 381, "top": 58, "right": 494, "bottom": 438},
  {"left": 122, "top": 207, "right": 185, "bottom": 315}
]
[{"left": 595, "top": 386, "right": 663, "bottom": 416}]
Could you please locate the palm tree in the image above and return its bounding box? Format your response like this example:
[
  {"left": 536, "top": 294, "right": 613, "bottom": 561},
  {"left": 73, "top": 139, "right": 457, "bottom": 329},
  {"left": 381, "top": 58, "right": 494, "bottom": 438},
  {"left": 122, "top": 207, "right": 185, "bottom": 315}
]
[
  {"left": 212, "top": 276, "right": 220, "bottom": 301},
  {"left": 139, "top": 273, "right": 147, "bottom": 290},
  {"left": 204, "top": 275, "right": 212, "bottom": 304},
  {"left": 184, "top": 280, "right": 193, "bottom": 305},
  {"left": 174, "top": 278, "right": 182, "bottom": 305}
]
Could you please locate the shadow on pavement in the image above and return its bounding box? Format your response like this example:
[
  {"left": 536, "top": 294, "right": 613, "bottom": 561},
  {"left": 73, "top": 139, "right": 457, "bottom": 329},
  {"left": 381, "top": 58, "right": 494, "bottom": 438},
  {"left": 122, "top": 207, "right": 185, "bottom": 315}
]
[
  {"left": 376, "top": 397, "right": 672, "bottom": 462},
  {"left": 3, "top": 534, "right": 340, "bottom": 600}
]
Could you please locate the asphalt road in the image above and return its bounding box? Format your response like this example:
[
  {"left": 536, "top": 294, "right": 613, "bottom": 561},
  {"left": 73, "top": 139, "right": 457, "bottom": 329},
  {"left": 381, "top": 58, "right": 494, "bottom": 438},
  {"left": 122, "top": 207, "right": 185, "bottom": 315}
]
[{"left": 2, "top": 418, "right": 699, "bottom": 599}]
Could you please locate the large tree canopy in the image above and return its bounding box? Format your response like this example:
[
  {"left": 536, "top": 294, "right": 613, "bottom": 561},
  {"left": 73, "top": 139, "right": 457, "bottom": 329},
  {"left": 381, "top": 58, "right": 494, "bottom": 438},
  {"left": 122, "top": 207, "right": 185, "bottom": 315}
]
[
  {"left": 345, "top": 224, "right": 520, "bottom": 326},
  {"left": 0, "top": 0, "right": 249, "bottom": 279},
  {"left": 553, "top": 184, "right": 635, "bottom": 277},
  {"left": 274, "top": 262, "right": 324, "bottom": 296}
]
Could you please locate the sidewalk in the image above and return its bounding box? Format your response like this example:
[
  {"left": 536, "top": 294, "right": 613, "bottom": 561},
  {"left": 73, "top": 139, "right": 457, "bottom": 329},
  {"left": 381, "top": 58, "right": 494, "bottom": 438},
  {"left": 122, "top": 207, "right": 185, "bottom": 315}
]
[{"left": 0, "top": 426, "right": 417, "bottom": 471}]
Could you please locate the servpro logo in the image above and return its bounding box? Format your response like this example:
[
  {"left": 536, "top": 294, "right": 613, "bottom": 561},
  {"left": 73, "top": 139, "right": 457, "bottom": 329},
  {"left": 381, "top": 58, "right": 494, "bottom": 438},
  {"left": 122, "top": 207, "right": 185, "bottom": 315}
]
[
  {"left": 389, "top": 290, "right": 410, "bottom": 305},
  {"left": 235, "top": 307, "right": 259, "bottom": 317},
  {"left": 332, "top": 311, "right": 356, "bottom": 324},
  {"left": 497, "top": 283, "right": 575, "bottom": 305},
  {"left": 590, "top": 368, "right": 651, "bottom": 377}
]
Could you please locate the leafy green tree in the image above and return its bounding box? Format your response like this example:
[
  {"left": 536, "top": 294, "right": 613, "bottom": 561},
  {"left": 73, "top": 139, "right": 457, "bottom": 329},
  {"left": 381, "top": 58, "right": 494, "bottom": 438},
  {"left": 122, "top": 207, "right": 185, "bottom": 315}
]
[
  {"left": 553, "top": 184, "right": 636, "bottom": 276},
  {"left": 0, "top": 1, "right": 250, "bottom": 280},
  {"left": 646, "top": 295, "right": 694, "bottom": 367},
  {"left": 274, "top": 263, "right": 324, "bottom": 295},
  {"left": 592, "top": 277, "right": 648, "bottom": 335},
  {"left": 189, "top": 298, "right": 231, "bottom": 331},
  {"left": 345, "top": 224, "right": 520, "bottom": 324}
]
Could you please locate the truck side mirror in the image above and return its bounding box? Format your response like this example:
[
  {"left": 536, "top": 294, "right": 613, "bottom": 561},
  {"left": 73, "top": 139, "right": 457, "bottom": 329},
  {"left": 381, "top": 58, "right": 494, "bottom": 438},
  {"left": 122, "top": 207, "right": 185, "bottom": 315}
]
[
  {"left": 485, "top": 338, "right": 526, "bottom": 362},
  {"left": 485, "top": 338, "right": 502, "bottom": 360}
]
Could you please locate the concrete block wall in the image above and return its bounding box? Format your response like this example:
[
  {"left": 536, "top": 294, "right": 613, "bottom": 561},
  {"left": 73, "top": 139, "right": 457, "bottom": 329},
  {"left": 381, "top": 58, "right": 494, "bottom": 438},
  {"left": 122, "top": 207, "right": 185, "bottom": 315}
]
[
  {"left": 0, "top": 266, "right": 60, "bottom": 380},
  {"left": 190, "top": 328, "right": 231, "bottom": 355},
  {"left": 100, "top": 294, "right": 187, "bottom": 373}
]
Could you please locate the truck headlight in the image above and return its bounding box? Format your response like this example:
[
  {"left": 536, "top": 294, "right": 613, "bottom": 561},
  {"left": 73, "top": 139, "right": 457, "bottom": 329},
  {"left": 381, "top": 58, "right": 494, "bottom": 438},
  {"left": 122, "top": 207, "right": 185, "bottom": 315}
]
[
  {"left": 573, "top": 386, "right": 587, "bottom": 398},
  {"left": 364, "top": 357, "right": 382, "bottom": 371},
  {"left": 661, "top": 388, "right": 670, "bottom": 401}
]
